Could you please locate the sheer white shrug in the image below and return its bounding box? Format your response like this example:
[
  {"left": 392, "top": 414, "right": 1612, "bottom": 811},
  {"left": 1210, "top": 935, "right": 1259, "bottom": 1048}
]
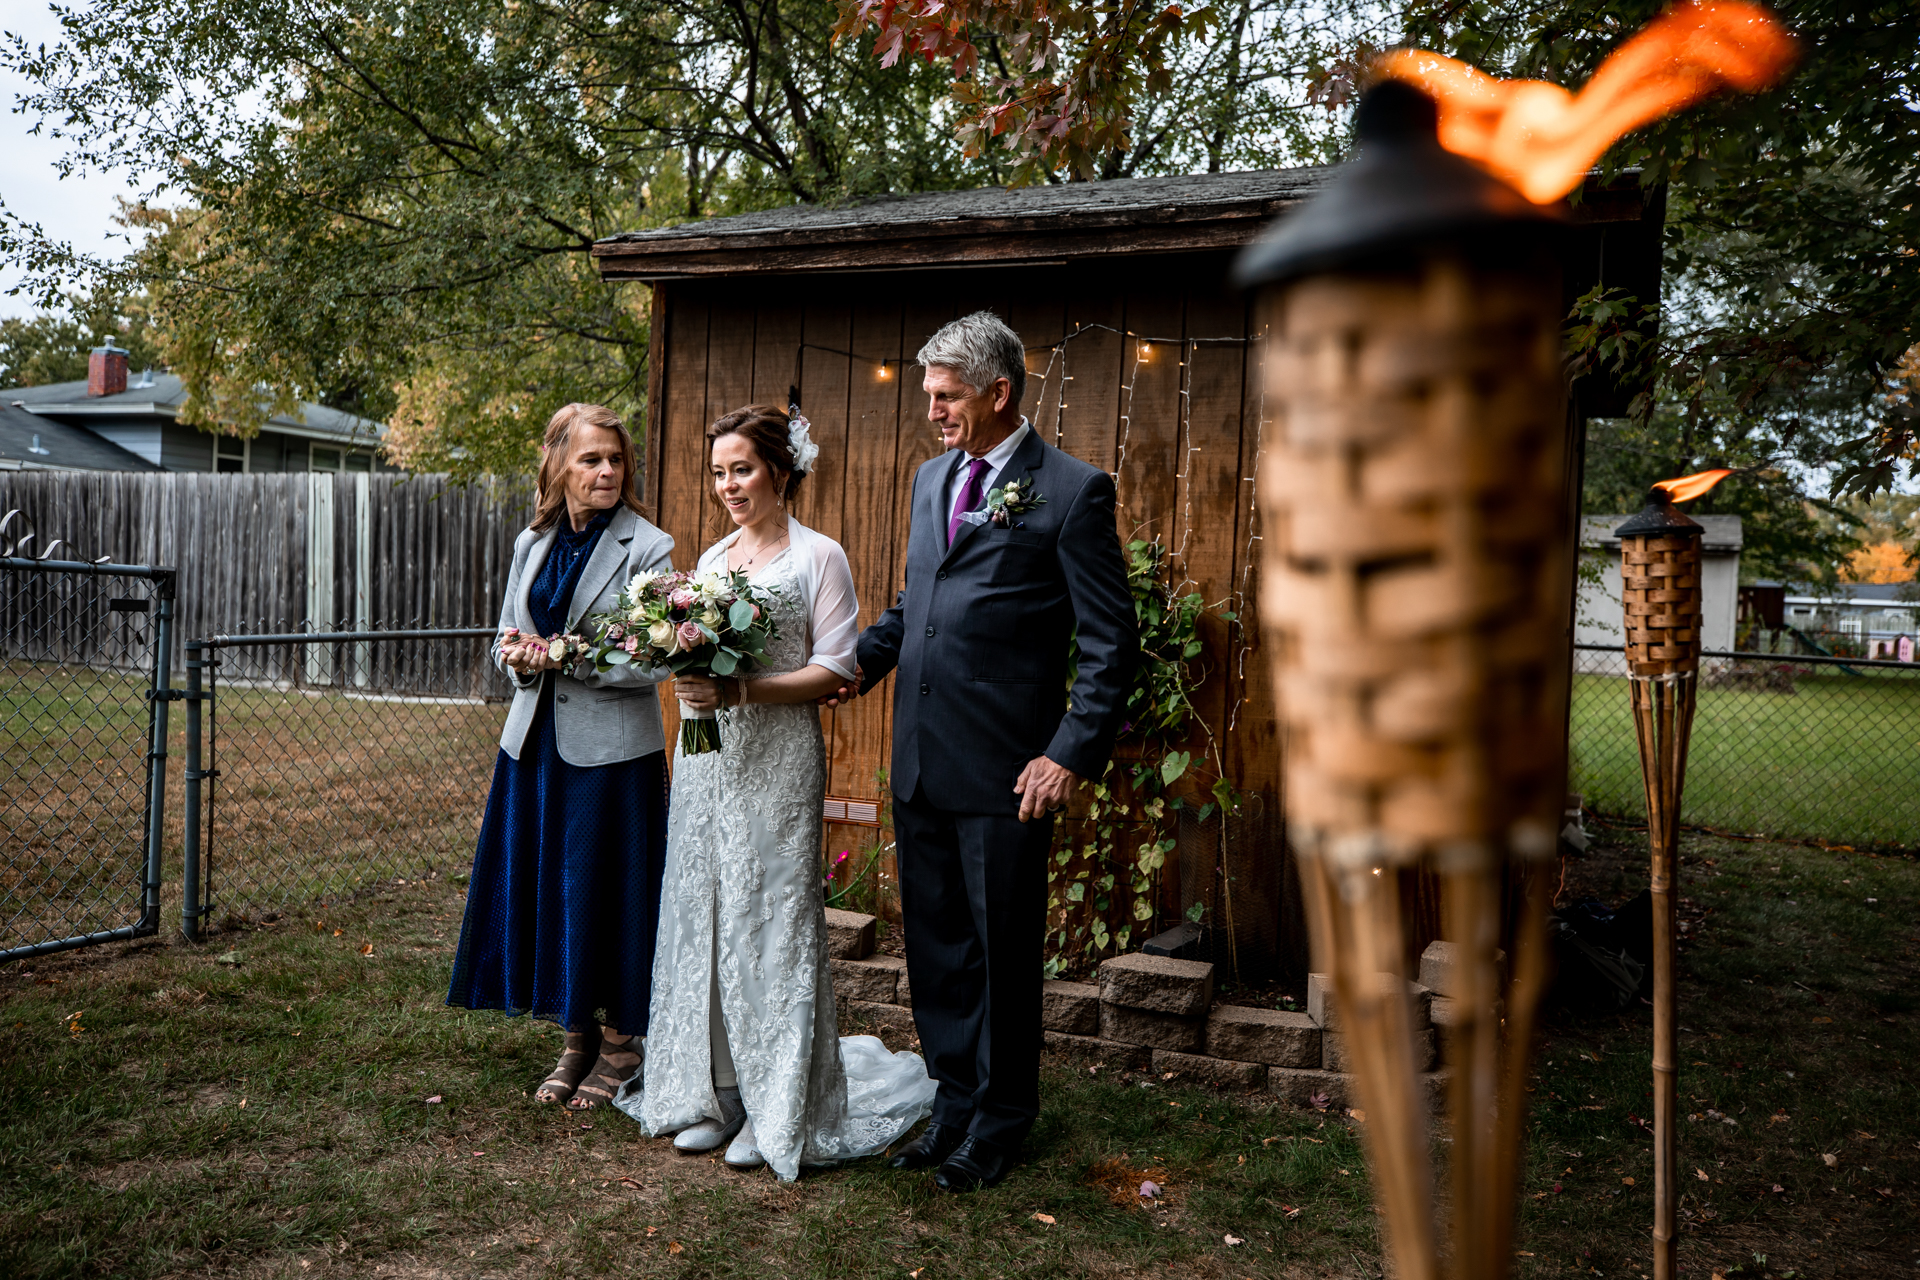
[{"left": 697, "top": 518, "right": 858, "bottom": 684}]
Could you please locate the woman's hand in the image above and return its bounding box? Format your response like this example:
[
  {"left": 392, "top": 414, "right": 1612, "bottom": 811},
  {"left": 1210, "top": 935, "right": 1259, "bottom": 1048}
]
[
  {"left": 503, "top": 638, "right": 559, "bottom": 675},
  {"left": 674, "top": 673, "right": 727, "bottom": 712}
]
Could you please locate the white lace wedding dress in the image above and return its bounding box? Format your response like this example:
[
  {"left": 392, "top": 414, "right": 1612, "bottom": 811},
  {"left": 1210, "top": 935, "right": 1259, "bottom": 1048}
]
[{"left": 614, "top": 520, "right": 934, "bottom": 1180}]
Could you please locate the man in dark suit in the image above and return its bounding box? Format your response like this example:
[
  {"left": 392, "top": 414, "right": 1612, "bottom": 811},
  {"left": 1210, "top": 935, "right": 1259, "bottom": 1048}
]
[{"left": 844, "top": 311, "right": 1138, "bottom": 1191}]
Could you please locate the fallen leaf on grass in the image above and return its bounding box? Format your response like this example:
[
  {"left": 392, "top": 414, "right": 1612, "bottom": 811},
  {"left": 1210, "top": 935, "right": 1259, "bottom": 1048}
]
[
  {"left": 618, "top": 1177, "right": 643, "bottom": 1190},
  {"left": 215, "top": 952, "right": 240, "bottom": 965},
  {"left": 1811, "top": 1016, "right": 1832, "bottom": 1024},
  {"left": 1696, "top": 1169, "right": 1710, "bottom": 1181},
  {"left": 358, "top": 943, "right": 375, "bottom": 957},
  {"left": 239, "top": 1098, "right": 248, "bottom": 1108},
  {"left": 1031, "top": 1212, "right": 1056, "bottom": 1225},
  {"left": 1348, "top": 1108, "right": 1366, "bottom": 1122},
  {"left": 1282, "top": 1205, "right": 1302, "bottom": 1219},
  {"left": 1309, "top": 1092, "right": 1331, "bottom": 1111},
  {"left": 667, "top": 1241, "right": 683, "bottom": 1255},
  {"left": 1139, "top": 1181, "right": 1160, "bottom": 1199},
  {"left": 1224, "top": 1234, "right": 1244, "bottom": 1246},
  {"left": 1622, "top": 1176, "right": 1634, "bottom": 1186},
  {"left": 909, "top": 1270, "right": 923, "bottom": 1278},
  {"left": 1771, "top": 1184, "right": 1784, "bottom": 1193},
  {"left": 332, "top": 929, "right": 342, "bottom": 937},
  {"left": 645, "top": 1227, "right": 658, "bottom": 1237},
  {"left": 424, "top": 1095, "right": 443, "bottom": 1105},
  {"left": 1822, "top": 1153, "right": 1838, "bottom": 1168}
]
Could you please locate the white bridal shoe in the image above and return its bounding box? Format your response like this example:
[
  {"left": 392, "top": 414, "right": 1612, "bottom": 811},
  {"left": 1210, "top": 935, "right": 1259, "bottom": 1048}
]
[
  {"left": 672, "top": 1086, "right": 746, "bottom": 1154},
  {"left": 723, "top": 1120, "right": 765, "bottom": 1171}
]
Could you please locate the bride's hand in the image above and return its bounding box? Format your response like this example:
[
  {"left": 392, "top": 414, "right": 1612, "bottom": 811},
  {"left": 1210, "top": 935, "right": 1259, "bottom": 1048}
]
[{"left": 674, "top": 673, "right": 725, "bottom": 712}]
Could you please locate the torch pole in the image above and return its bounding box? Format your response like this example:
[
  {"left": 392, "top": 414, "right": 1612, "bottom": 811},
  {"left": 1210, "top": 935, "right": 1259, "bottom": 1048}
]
[{"left": 1619, "top": 525, "right": 1703, "bottom": 1280}]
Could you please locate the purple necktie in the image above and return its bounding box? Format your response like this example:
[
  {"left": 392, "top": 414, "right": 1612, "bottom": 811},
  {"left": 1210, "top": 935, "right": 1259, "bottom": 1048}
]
[{"left": 947, "top": 457, "right": 990, "bottom": 547}]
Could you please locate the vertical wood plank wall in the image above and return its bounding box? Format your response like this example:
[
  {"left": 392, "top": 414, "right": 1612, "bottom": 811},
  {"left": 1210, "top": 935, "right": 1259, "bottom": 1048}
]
[{"left": 646, "top": 254, "right": 1279, "bottom": 886}]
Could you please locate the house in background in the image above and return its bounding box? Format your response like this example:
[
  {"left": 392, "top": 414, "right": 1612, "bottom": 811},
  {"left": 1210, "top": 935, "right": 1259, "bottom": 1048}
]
[
  {"left": 2, "top": 342, "right": 390, "bottom": 474},
  {"left": 1576, "top": 514, "right": 1744, "bottom": 672},
  {"left": 1745, "top": 580, "right": 1918, "bottom": 658}
]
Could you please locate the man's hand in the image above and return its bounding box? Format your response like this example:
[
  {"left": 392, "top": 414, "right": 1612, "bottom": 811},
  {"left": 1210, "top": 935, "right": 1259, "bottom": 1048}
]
[
  {"left": 817, "top": 665, "right": 863, "bottom": 708},
  {"left": 1014, "top": 755, "right": 1081, "bottom": 823}
]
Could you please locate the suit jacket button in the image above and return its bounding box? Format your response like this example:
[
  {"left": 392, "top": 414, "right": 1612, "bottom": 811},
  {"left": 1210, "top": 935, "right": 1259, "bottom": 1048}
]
[
  {"left": 925, "top": 625, "right": 936, "bottom": 637},
  {"left": 919, "top": 683, "right": 930, "bottom": 695},
  {"left": 556, "top": 693, "right": 568, "bottom": 703},
  {"left": 937, "top": 570, "right": 949, "bottom": 580}
]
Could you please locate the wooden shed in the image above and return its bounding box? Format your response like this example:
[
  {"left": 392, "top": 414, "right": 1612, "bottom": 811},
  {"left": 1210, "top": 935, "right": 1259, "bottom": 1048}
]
[{"left": 593, "top": 167, "right": 1662, "bottom": 971}]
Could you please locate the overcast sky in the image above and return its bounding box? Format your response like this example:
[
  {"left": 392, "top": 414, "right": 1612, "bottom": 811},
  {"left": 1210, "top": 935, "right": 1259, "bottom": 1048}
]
[{"left": 0, "top": 3, "right": 151, "bottom": 319}]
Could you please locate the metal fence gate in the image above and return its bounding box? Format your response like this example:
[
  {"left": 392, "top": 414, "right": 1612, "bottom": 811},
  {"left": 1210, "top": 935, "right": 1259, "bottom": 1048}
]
[
  {"left": 182, "top": 627, "right": 507, "bottom": 937},
  {"left": 0, "top": 557, "right": 175, "bottom": 961}
]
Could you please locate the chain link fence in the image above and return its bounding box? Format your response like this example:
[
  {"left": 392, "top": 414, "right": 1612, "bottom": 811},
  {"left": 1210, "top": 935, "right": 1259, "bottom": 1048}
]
[
  {"left": 187, "top": 629, "right": 509, "bottom": 932},
  {"left": 1, "top": 557, "right": 173, "bottom": 960},
  {"left": 1570, "top": 644, "right": 1920, "bottom": 850}
]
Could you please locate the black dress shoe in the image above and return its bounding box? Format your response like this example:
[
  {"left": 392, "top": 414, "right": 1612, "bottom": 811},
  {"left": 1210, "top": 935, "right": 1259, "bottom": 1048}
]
[
  {"left": 933, "top": 1136, "right": 1014, "bottom": 1192},
  {"left": 889, "top": 1122, "right": 966, "bottom": 1170}
]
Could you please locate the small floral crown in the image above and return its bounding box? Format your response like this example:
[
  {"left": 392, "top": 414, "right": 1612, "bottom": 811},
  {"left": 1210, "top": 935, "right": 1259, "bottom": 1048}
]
[{"left": 786, "top": 407, "right": 820, "bottom": 476}]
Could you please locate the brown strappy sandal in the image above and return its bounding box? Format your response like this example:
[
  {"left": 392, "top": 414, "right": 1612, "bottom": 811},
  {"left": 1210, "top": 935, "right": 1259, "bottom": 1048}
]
[
  {"left": 536, "top": 1028, "right": 602, "bottom": 1104},
  {"left": 567, "top": 1034, "right": 642, "bottom": 1110}
]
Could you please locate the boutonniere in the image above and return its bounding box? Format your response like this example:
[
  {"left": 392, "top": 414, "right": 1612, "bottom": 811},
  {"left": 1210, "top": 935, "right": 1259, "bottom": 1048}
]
[{"left": 985, "top": 478, "right": 1046, "bottom": 526}]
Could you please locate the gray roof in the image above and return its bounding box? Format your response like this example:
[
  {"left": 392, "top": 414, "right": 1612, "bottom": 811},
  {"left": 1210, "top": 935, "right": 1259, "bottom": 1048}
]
[
  {"left": 1783, "top": 582, "right": 1918, "bottom": 605},
  {"left": 10, "top": 372, "right": 386, "bottom": 445},
  {"left": 0, "top": 400, "right": 159, "bottom": 472},
  {"left": 1583, "top": 513, "right": 1744, "bottom": 553},
  {"left": 599, "top": 168, "right": 1337, "bottom": 247}
]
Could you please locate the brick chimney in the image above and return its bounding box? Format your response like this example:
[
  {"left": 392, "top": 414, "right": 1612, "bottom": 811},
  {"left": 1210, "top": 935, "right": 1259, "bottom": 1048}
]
[{"left": 88, "top": 341, "right": 129, "bottom": 397}]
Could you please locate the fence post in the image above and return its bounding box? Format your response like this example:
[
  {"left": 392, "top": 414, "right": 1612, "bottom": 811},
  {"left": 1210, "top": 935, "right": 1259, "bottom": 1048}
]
[
  {"left": 141, "top": 573, "right": 176, "bottom": 940},
  {"left": 354, "top": 471, "right": 371, "bottom": 688},
  {"left": 306, "top": 472, "right": 336, "bottom": 685},
  {"left": 183, "top": 640, "right": 205, "bottom": 942}
]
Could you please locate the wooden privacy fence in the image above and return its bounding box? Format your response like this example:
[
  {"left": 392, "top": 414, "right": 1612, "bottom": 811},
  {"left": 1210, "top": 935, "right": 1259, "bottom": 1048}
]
[{"left": 0, "top": 471, "right": 530, "bottom": 691}]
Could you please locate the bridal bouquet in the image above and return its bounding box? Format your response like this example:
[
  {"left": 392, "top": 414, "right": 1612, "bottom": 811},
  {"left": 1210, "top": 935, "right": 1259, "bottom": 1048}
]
[{"left": 585, "top": 568, "right": 780, "bottom": 754}]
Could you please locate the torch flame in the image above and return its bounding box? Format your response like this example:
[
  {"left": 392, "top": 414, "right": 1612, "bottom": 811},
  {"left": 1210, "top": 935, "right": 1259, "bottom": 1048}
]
[
  {"left": 1377, "top": 1, "right": 1796, "bottom": 204},
  {"left": 1653, "top": 468, "right": 1735, "bottom": 503}
]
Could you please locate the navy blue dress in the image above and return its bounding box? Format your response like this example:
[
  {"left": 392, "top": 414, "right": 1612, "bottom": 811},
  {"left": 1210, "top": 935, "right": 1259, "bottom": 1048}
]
[{"left": 447, "top": 508, "right": 669, "bottom": 1033}]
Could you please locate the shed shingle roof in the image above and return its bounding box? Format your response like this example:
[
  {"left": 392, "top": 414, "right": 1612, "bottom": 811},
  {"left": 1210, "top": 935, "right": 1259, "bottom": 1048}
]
[{"left": 593, "top": 165, "right": 1653, "bottom": 281}]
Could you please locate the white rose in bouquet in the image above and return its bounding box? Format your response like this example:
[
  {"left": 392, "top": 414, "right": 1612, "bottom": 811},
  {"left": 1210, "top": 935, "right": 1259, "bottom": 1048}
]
[
  {"left": 546, "top": 637, "right": 568, "bottom": 662},
  {"left": 648, "top": 619, "right": 676, "bottom": 651}
]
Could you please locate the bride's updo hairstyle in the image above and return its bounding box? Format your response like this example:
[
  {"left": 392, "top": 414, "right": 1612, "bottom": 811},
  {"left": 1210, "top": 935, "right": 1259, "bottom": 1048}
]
[{"left": 707, "top": 404, "right": 806, "bottom": 504}]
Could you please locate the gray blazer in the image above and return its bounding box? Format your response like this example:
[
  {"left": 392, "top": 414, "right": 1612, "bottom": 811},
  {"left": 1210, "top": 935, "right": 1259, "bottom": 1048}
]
[{"left": 494, "top": 505, "right": 676, "bottom": 767}]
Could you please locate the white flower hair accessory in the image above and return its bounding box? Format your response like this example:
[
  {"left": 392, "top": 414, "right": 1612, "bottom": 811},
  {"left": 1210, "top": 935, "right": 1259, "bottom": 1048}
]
[{"left": 787, "top": 412, "right": 820, "bottom": 476}]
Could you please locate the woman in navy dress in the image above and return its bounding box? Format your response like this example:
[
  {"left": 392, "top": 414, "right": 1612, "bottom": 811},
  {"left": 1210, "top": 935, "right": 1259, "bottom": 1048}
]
[{"left": 448, "top": 403, "right": 676, "bottom": 1109}]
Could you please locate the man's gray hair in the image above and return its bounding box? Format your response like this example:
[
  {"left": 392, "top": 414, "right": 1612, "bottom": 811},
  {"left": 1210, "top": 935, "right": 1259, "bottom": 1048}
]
[{"left": 916, "top": 311, "right": 1026, "bottom": 407}]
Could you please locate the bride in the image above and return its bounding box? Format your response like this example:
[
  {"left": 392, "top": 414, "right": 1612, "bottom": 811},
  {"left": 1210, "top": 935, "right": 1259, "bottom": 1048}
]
[{"left": 615, "top": 403, "right": 933, "bottom": 1179}]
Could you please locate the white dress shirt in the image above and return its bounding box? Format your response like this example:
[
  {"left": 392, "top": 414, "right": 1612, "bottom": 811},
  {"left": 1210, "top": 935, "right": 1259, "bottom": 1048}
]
[{"left": 943, "top": 419, "right": 1032, "bottom": 523}]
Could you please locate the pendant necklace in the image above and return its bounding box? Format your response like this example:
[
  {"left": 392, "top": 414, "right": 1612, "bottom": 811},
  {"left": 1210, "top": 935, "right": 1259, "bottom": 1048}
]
[{"left": 738, "top": 521, "right": 790, "bottom": 572}]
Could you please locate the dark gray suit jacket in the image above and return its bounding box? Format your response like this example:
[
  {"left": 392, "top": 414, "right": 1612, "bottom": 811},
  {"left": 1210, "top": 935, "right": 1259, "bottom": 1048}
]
[{"left": 857, "top": 429, "right": 1138, "bottom": 813}]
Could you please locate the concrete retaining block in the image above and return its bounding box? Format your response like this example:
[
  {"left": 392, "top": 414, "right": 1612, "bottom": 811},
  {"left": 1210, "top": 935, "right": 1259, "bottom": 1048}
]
[
  {"left": 1098, "top": 953, "right": 1215, "bottom": 1016},
  {"left": 1151, "top": 1049, "right": 1266, "bottom": 1089},
  {"left": 1041, "top": 980, "right": 1101, "bottom": 1036},
  {"left": 824, "top": 908, "right": 877, "bottom": 960},
  {"left": 1098, "top": 1001, "right": 1204, "bottom": 1053},
  {"left": 1204, "top": 1005, "right": 1321, "bottom": 1067}
]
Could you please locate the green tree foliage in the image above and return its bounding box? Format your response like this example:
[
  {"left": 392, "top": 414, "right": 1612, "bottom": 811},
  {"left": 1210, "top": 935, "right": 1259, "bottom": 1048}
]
[
  {"left": 2, "top": 0, "right": 986, "bottom": 472},
  {"left": 0, "top": 285, "right": 161, "bottom": 389},
  {"left": 1393, "top": 0, "right": 1920, "bottom": 579}
]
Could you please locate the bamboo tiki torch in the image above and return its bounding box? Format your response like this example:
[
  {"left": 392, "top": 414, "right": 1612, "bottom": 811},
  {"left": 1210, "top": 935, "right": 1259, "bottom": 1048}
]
[
  {"left": 1236, "top": 80, "right": 1571, "bottom": 1280},
  {"left": 1615, "top": 468, "right": 1730, "bottom": 1280},
  {"left": 1233, "top": 5, "right": 1792, "bottom": 1274}
]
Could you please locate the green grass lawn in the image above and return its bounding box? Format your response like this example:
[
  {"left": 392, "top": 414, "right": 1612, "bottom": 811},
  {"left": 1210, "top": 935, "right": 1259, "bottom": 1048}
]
[
  {"left": 2, "top": 662, "right": 502, "bottom": 950},
  {"left": 3, "top": 829, "right": 1915, "bottom": 1279},
  {"left": 1570, "top": 667, "right": 1920, "bottom": 849}
]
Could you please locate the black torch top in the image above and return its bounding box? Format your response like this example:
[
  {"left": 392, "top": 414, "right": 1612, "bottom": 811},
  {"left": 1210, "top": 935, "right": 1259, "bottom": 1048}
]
[
  {"left": 1613, "top": 488, "right": 1705, "bottom": 540},
  {"left": 1233, "top": 79, "right": 1566, "bottom": 289}
]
